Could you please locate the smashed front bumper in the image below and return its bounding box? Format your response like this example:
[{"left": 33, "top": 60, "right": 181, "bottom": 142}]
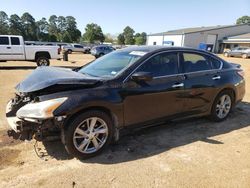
[
  {"left": 6, "top": 99, "right": 38, "bottom": 140},
  {"left": 5, "top": 99, "right": 63, "bottom": 141}
]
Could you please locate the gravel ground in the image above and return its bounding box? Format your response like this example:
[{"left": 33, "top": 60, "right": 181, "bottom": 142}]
[{"left": 0, "top": 53, "right": 250, "bottom": 188}]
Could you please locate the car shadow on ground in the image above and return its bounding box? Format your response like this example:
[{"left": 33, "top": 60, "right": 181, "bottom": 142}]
[{"left": 43, "top": 101, "right": 250, "bottom": 164}]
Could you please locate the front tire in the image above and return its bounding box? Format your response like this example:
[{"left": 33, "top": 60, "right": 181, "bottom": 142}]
[
  {"left": 64, "top": 111, "right": 114, "bottom": 159},
  {"left": 36, "top": 57, "right": 50, "bottom": 66},
  {"left": 210, "top": 90, "right": 233, "bottom": 122}
]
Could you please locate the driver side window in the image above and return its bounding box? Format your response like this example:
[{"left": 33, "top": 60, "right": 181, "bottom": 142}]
[{"left": 136, "top": 52, "right": 178, "bottom": 77}]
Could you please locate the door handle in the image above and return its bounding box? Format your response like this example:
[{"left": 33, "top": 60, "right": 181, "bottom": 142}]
[
  {"left": 6, "top": 47, "right": 11, "bottom": 49},
  {"left": 172, "top": 83, "right": 184, "bottom": 88},
  {"left": 212, "top": 75, "right": 221, "bottom": 80}
]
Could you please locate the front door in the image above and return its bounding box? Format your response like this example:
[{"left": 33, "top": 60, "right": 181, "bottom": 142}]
[
  {"left": 0, "top": 36, "right": 12, "bottom": 60},
  {"left": 123, "top": 52, "right": 186, "bottom": 126}
]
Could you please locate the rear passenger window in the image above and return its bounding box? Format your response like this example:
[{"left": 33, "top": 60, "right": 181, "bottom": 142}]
[
  {"left": 0, "top": 37, "right": 9, "bottom": 45},
  {"left": 183, "top": 53, "right": 211, "bottom": 73},
  {"left": 11, "top": 37, "right": 20, "bottom": 45},
  {"left": 136, "top": 52, "right": 178, "bottom": 77},
  {"left": 209, "top": 57, "right": 222, "bottom": 69}
]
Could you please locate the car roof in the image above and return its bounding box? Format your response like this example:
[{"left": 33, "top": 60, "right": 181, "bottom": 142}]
[{"left": 118, "top": 45, "right": 204, "bottom": 53}]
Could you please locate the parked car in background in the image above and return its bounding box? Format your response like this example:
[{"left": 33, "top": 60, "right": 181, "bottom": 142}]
[
  {"left": 6, "top": 46, "right": 245, "bottom": 159},
  {"left": 0, "top": 35, "right": 61, "bottom": 66},
  {"left": 63, "top": 44, "right": 91, "bottom": 54},
  {"left": 224, "top": 47, "right": 250, "bottom": 59},
  {"left": 91, "top": 45, "right": 115, "bottom": 58}
]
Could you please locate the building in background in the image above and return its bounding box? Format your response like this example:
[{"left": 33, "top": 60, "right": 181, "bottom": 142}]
[
  {"left": 147, "top": 24, "right": 250, "bottom": 53},
  {"left": 222, "top": 33, "right": 250, "bottom": 50}
]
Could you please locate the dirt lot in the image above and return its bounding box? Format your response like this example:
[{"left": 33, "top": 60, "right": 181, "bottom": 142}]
[{"left": 0, "top": 54, "right": 250, "bottom": 188}]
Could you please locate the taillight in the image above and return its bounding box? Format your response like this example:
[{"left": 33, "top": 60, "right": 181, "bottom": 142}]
[
  {"left": 237, "top": 70, "right": 245, "bottom": 78},
  {"left": 58, "top": 48, "right": 61, "bottom": 54}
]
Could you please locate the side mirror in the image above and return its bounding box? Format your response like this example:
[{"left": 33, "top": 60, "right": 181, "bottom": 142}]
[{"left": 131, "top": 72, "right": 153, "bottom": 82}]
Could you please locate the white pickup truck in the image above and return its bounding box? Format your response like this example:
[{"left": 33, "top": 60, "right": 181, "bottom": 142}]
[{"left": 0, "top": 35, "right": 61, "bottom": 66}]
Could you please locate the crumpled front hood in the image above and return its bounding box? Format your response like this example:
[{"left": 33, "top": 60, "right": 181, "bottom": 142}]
[{"left": 15, "top": 66, "right": 100, "bottom": 93}]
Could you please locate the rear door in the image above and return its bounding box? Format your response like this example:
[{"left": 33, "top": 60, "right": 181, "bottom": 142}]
[
  {"left": 180, "top": 52, "right": 221, "bottom": 115},
  {"left": 123, "top": 51, "right": 186, "bottom": 126},
  {"left": 10, "top": 37, "right": 25, "bottom": 60},
  {"left": 0, "top": 36, "right": 11, "bottom": 60}
]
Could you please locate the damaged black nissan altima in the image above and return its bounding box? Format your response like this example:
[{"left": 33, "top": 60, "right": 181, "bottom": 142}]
[{"left": 6, "top": 46, "right": 245, "bottom": 159}]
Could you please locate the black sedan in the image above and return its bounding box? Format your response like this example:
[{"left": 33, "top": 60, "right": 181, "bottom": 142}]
[{"left": 6, "top": 46, "right": 245, "bottom": 159}]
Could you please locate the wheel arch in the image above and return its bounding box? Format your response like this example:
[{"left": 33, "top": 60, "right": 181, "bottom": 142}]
[
  {"left": 218, "top": 87, "right": 236, "bottom": 103},
  {"left": 210, "top": 87, "right": 236, "bottom": 113},
  {"left": 35, "top": 51, "right": 51, "bottom": 61},
  {"left": 63, "top": 106, "right": 121, "bottom": 141}
]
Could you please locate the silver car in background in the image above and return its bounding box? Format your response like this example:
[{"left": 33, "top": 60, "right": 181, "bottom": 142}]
[
  {"left": 224, "top": 47, "right": 250, "bottom": 59},
  {"left": 63, "top": 44, "right": 91, "bottom": 54},
  {"left": 91, "top": 45, "right": 115, "bottom": 58}
]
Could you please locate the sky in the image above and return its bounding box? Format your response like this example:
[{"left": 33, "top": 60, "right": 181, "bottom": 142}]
[{"left": 2, "top": 0, "right": 250, "bottom": 35}]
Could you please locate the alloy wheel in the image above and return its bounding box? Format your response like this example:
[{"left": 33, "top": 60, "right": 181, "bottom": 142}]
[
  {"left": 39, "top": 59, "right": 49, "bottom": 66},
  {"left": 73, "top": 117, "right": 108, "bottom": 154},
  {"left": 215, "top": 94, "right": 231, "bottom": 119}
]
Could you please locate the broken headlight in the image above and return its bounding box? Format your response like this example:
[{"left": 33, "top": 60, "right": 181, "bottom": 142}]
[{"left": 16, "top": 97, "right": 68, "bottom": 119}]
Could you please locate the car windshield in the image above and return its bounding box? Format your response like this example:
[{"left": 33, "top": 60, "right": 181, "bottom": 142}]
[{"left": 78, "top": 51, "right": 144, "bottom": 78}]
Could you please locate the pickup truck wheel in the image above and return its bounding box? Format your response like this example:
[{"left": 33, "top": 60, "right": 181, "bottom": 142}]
[
  {"left": 224, "top": 52, "right": 229, "bottom": 57},
  {"left": 67, "top": 50, "right": 72, "bottom": 54},
  {"left": 37, "top": 57, "right": 50, "bottom": 66},
  {"left": 64, "top": 110, "right": 114, "bottom": 159}
]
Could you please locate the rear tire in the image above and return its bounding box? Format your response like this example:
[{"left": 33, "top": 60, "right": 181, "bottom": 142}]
[
  {"left": 36, "top": 57, "right": 50, "bottom": 66},
  {"left": 67, "top": 50, "right": 72, "bottom": 54},
  {"left": 210, "top": 90, "right": 233, "bottom": 122},
  {"left": 63, "top": 110, "right": 114, "bottom": 159}
]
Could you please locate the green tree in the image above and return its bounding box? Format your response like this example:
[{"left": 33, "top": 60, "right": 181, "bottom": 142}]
[
  {"left": 57, "top": 16, "right": 67, "bottom": 41},
  {"left": 9, "top": 14, "right": 24, "bottom": 36},
  {"left": 140, "top": 32, "right": 147, "bottom": 44},
  {"left": 36, "top": 17, "right": 49, "bottom": 41},
  {"left": 65, "top": 16, "right": 81, "bottom": 42},
  {"left": 83, "top": 23, "right": 105, "bottom": 43},
  {"left": 0, "top": 11, "right": 9, "bottom": 34},
  {"left": 123, "top": 26, "right": 135, "bottom": 45},
  {"left": 134, "top": 32, "right": 147, "bottom": 45},
  {"left": 134, "top": 33, "right": 141, "bottom": 38},
  {"left": 117, "top": 34, "right": 125, "bottom": 45},
  {"left": 48, "top": 15, "right": 58, "bottom": 41},
  {"left": 236, "top": 15, "right": 250, "bottom": 24},
  {"left": 21, "top": 12, "right": 38, "bottom": 40},
  {"left": 135, "top": 36, "right": 144, "bottom": 45}
]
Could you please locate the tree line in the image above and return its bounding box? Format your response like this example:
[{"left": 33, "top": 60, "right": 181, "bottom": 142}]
[
  {"left": 0, "top": 11, "right": 81, "bottom": 42},
  {"left": 0, "top": 11, "right": 147, "bottom": 45}
]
